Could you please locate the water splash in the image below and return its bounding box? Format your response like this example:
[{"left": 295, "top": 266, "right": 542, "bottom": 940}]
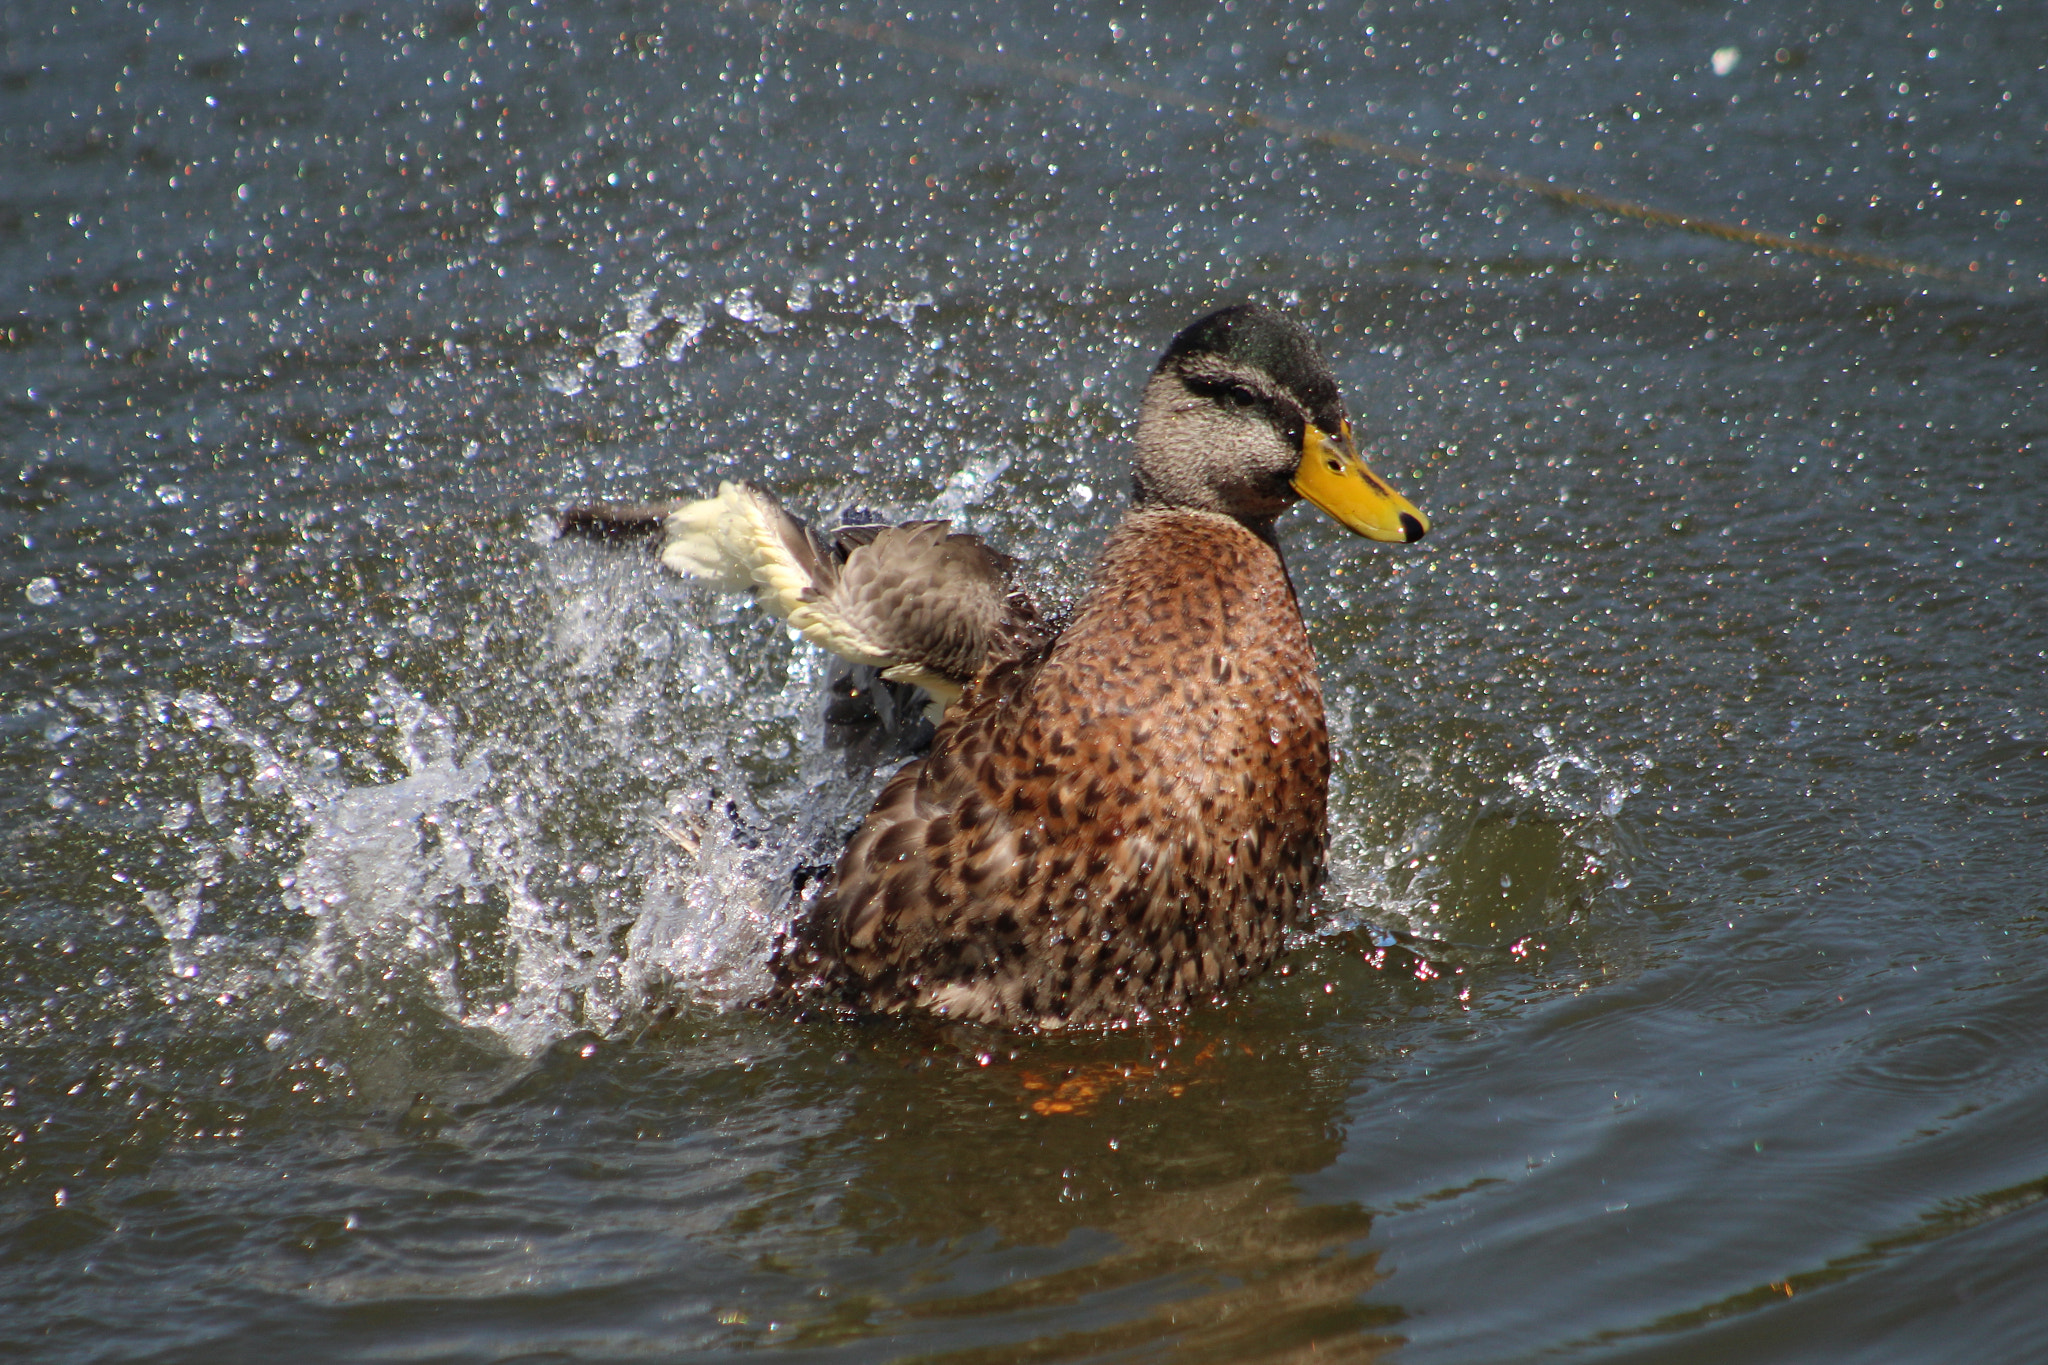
[
  {"left": 1509, "top": 723, "right": 1641, "bottom": 821},
  {"left": 595, "top": 288, "right": 662, "bottom": 369},
  {"left": 1321, "top": 721, "right": 1648, "bottom": 950},
  {"left": 151, "top": 503, "right": 970, "bottom": 1058},
  {"left": 723, "top": 287, "right": 785, "bottom": 334},
  {"left": 930, "top": 453, "right": 1015, "bottom": 523},
  {"left": 282, "top": 679, "right": 486, "bottom": 1027}
]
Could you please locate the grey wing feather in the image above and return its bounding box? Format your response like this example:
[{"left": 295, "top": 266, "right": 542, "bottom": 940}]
[{"left": 829, "top": 522, "right": 1023, "bottom": 687}]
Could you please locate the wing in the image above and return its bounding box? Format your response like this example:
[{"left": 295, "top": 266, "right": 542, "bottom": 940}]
[{"left": 559, "top": 481, "right": 1042, "bottom": 709}]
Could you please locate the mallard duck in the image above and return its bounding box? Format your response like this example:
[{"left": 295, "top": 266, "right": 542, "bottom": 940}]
[{"left": 561, "top": 305, "right": 1427, "bottom": 1027}]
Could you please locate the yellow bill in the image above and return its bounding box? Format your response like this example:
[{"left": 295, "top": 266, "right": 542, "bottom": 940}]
[{"left": 1292, "top": 421, "right": 1429, "bottom": 543}]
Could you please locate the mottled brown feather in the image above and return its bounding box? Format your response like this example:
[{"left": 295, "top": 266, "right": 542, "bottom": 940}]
[{"left": 772, "top": 507, "right": 1329, "bottom": 1027}]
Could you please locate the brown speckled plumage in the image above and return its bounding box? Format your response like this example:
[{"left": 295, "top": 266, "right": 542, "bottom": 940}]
[
  {"left": 561, "top": 304, "right": 1427, "bottom": 1028},
  {"left": 773, "top": 507, "right": 1330, "bottom": 1026}
]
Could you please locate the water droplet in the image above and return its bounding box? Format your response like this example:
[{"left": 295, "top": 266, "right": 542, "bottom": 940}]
[
  {"left": 24, "top": 576, "right": 59, "bottom": 605},
  {"left": 156, "top": 484, "right": 186, "bottom": 505},
  {"left": 881, "top": 291, "right": 933, "bottom": 329},
  {"left": 663, "top": 303, "right": 708, "bottom": 359},
  {"left": 724, "top": 287, "right": 782, "bottom": 332},
  {"left": 197, "top": 773, "right": 227, "bottom": 824},
  {"left": 631, "top": 621, "right": 673, "bottom": 659},
  {"left": 1068, "top": 482, "right": 1094, "bottom": 508},
  {"left": 1711, "top": 46, "right": 1741, "bottom": 76}
]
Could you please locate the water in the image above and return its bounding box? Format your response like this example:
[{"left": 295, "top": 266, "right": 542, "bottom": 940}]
[{"left": 3, "top": 0, "right": 2043, "bottom": 1359}]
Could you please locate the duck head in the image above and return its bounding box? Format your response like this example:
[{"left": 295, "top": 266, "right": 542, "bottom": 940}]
[{"left": 1132, "top": 304, "right": 1429, "bottom": 543}]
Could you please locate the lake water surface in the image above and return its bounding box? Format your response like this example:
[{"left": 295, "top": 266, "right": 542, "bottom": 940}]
[{"left": 3, "top": 1, "right": 2044, "bottom": 1360}]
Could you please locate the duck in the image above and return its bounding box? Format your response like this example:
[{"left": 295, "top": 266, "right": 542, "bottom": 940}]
[{"left": 560, "top": 304, "right": 1427, "bottom": 1028}]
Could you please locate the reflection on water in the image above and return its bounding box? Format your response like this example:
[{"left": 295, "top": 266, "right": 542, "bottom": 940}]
[
  {"left": 707, "top": 1023, "right": 1399, "bottom": 1360},
  {"left": 3, "top": 0, "right": 2046, "bottom": 1359}
]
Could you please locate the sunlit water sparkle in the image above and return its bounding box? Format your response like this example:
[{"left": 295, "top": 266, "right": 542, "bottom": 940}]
[{"left": 3, "top": 1, "right": 2044, "bottom": 1361}]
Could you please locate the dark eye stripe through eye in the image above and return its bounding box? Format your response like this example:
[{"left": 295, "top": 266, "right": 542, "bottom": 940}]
[{"left": 1187, "top": 375, "right": 1264, "bottom": 411}]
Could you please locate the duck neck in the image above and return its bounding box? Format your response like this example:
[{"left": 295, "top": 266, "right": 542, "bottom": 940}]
[{"left": 1096, "top": 506, "right": 1302, "bottom": 620}]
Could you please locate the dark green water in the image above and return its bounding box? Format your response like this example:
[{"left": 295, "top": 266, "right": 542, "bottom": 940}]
[{"left": 3, "top": 1, "right": 2044, "bottom": 1360}]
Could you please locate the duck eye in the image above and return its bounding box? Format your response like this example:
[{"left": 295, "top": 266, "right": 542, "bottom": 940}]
[
  {"left": 1184, "top": 375, "right": 1265, "bottom": 411},
  {"left": 1325, "top": 458, "right": 1345, "bottom": 474}
]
